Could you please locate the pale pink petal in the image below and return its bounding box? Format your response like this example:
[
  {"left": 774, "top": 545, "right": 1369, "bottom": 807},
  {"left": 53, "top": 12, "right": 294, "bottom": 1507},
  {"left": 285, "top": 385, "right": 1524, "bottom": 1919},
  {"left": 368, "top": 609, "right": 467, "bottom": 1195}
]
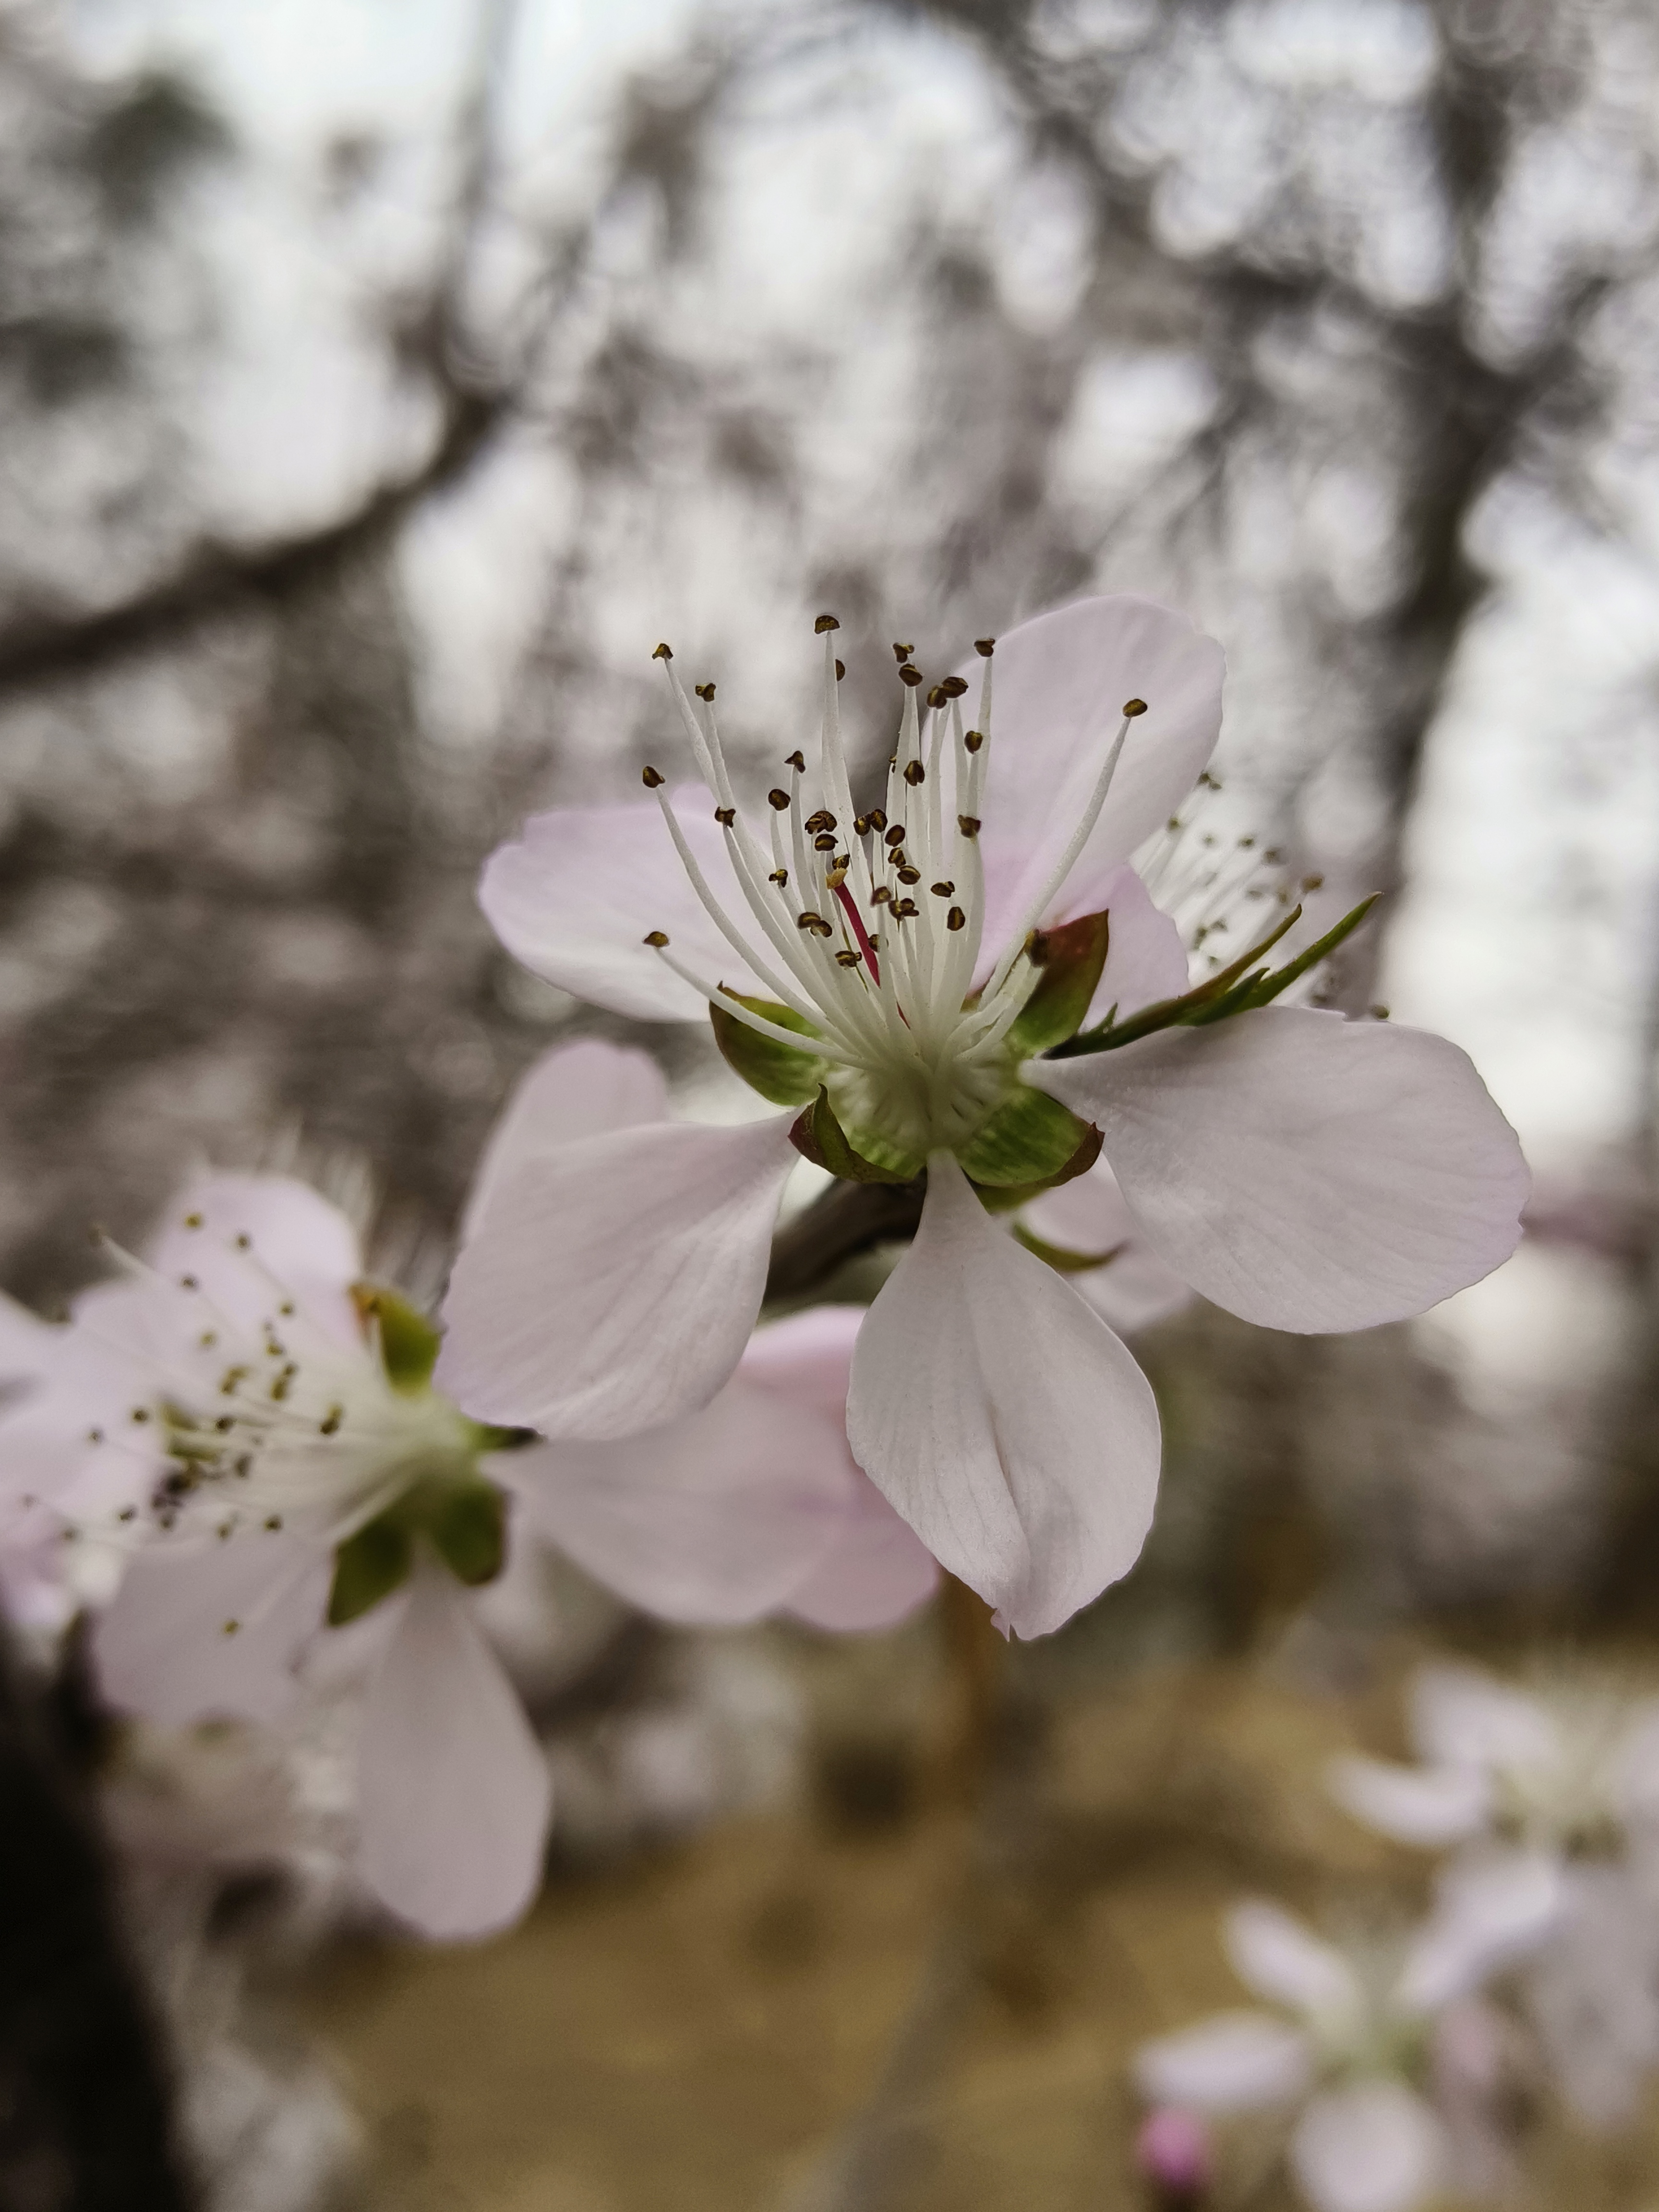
[
  {"left": 1327, "top": 1754, "right": 1489, "bottom": 1848},
  {"left": 1290, "top": 2083, "right": 1444, "bottom": 2212},
  {"left": 146, "top": 1172, "right": 364, "bottom": 1350},
  {"left": 1410, "top": 1664, "right": 1556, "bottom": 1774},
  {"left": 1399, "top": 1851, "right": 1562, "bottom": 2013},
  {"left": 1614, "top": 1703, "right": 1659, "bottom": 1827},
  {"left": 502, "top": 1372, "right": 852, "bottom": 1625},
  {"left": 1020, "top": 1161, "right": 1193, "bottom": 1336},
  {"left": 735, "top": 1305, "right": 939, "bottom": 1629},
  {"left": 1036, "top": 1008, "right": 1529, "bottom": 1333},
  {"left": 965, "top": 596, "right": 1224, "bottom": 954},
  {"left": 1227, "top": 1900, "right": 1361, "bottom": 2022},
  {"left": 847, "top": 1153, "right": 1159, "bottom": 1640},
  {"left": 480, "top": 793, "right": 766, "bottom": 1023},
  {"left": 438, "top": 1113, "right": 797, "bottom": 1439},
  {"left": 464, "top": 1038, "right": 670, "bottom": 1239},
  {"left": 0, "top": 1292, "right": 52, "bottom": 1384},
  {"left": 1088, "top": 866, "right": 1191, "bottom": 1020},
  {"left": 1134, "top": 2013, "right": 1312, "bottom": 2110},
  {"left": 358, "top": 1565, "right": 552, "bottom": 1940},
  {"left": 92, "top": 1532, "right": 330, "bottom": 1726}
]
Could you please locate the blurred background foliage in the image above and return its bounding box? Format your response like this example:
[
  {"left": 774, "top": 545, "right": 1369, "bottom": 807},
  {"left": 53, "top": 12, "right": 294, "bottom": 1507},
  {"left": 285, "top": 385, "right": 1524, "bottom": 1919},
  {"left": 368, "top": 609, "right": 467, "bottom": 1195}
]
[{"left": 4, "top": 0, "right": 1659, "bottom": 2204}]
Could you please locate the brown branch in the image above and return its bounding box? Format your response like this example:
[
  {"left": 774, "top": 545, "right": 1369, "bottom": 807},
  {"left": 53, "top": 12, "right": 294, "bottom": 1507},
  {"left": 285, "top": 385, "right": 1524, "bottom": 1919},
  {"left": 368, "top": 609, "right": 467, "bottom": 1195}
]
[{"left": 764, "top": 1176, "right": 925, "bottom": 1304}]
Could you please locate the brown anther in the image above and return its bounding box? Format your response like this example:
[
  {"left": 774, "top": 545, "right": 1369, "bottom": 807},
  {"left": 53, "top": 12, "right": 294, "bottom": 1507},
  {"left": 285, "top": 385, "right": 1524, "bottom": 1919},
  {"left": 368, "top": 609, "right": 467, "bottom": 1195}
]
[
  {"left": 320, "top": 1405, "right": 344, "bottom": 1435},
  {"left": 884, "top": 823, "right": 905, "bottom": 844},
  {"left": 183, "top": 1212, "right": 204, "bottom": 1229},
  {"left": 804, "top": 808, "right": 837, "bottom": 833},
  {"left": 768, "top": 788, "right": 791, "bottom": 810},
  {"left": 939, "top": 675, "right": 968, "bottom": 698},
  {"left": 871, "top": 885, "right": 891, "bottom": 905},
  {"left": 898, "top": 665, "right": 923, "bottom": 687},
  {"left": 930, "top": 880, "right": 954, "bottom": 896},
  {"left": 815, "top": 613, "right": 841, "bottom": 633},
  {"left": 964, "top": 729, "right": 985, "bottom": 753},
  {"left": 714, "top": 806, "right": 736, "bottom": 828},
  {"left": 892, "top": 898, "right": 920, "bottom": 918},
  {"left": 891, "top": 641, "right": 914, "bottom": 661},
  {"left": 695, "top": 681, "right": 717, "bottom": 701},
  {"left": 853, "top": 815, "right": 868, "bottom": 836},
  {"left": 926, "top": 684, "right": 947, "bottom": 709},
  {"left": 974, "top": 637, "right": 995, "bottom": 657},
  {"left": 958, "top": 814, "right": 981, "bottom": 839},
  {"left": 902, "top": 759, "right": 926, "bottom": 785},
  {"left": 131, "top": 1407, "right": 151, "bottom": 1424},
  {"left": 223, "top": 1619, "right": 240, "bottom": 1636},
  {"left": 835, "top": 659, "right": 845, "bottom": 681},
  {"left": 769, "top": 868, "right": 789, "bottom": 886},
  {"left": 264, "top": 1515, "right": 283, "bottom": 1530},
  {"left": 214, "top": 1415, "right": 234, "bottom": 1432},
  {"left": 1369, "top": 1004, "right": 1391, "bottom": 1021},
  {"left": 796, "top": 911, "right": 831, "bottom": 935},
  {"left": 1301, "top": 873, "right": 1325, "bottom": 891},
  {"left": 814, "top": 833, "right": 837, "bottom": 853},
  {"left": 234, "top": 1234, "right": 251, "bottom": 1250},
  {"left": 652, "top": 641, "right": 673, "bottom": 661},
  {"left": 178, "top": 1274, "right": 198, "bottom": 1290},
  {"left": 835, "top": 948, "right": 861, "bottom": 967},
  {"left": 947, "top": 907, "right": 966, "bottom": 931},
  {"left": 785, "top": 749, "right": 806, "bottom": 771},
  {"left": 1123, "top": 697, "right": 1148, "bottom": 717},
  {"left": 643, "top": 930, "right": 670, "bottom": 947},
  {"left": 896, "top": 866, "right": 921, "bottom": 886},
  {"left": 867, "top": 809, "right": 888, "bottom": 832}
]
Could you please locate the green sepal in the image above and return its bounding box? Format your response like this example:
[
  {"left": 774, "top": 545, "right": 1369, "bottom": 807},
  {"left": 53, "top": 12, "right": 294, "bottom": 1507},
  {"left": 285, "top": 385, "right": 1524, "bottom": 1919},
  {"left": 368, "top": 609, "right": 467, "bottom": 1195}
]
[
  {"left": 1013, "top": 1224, "right": 1129, "bottom": 1274},
  {"left": 957, "top": 1084, "right": 1099, "bottom": 1191},
  {"left": 1004, "top": 910, "right": 1111, "bottom": 1059},
  {"left": 327, "top": 1514, "right": 413, "bottom": 1625},
  {"left": 353, "top": 1283, "right": 442, "bottom": 1394},
  {"left": 1193, "top": 894, "right": 1381, "bottom": 1020},
  {"left": 420, "top": 1478, "right": 506, "bottom": 1587},
  {"left": 790, "top": 1089, "right": 922, "bottom": 1186},
  {"left": 469, "top": 1422, "right": 536, "bottom": 1454},
  {"left": 710, "top": 992, "right": 826, "bottom": 1107}
]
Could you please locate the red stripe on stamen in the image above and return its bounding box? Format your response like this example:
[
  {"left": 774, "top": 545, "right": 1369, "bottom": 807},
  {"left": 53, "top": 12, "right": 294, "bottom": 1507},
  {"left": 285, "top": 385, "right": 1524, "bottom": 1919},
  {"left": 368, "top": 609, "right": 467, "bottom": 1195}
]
[{"left": 832, "top": 881, "right": 880, "bottom": 986}]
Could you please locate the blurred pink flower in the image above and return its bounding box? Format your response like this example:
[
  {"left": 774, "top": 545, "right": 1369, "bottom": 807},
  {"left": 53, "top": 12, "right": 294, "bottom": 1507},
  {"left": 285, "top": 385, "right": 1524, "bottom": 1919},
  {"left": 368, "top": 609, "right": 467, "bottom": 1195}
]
[
  {"left": 1135, "top": 2104, "right": 1213, "bottom": 2201},
  {"left": 442, "top": 594, "right": 1527, "bottom": 1637},
  {"left": 1134, "top": 1873, "right": 1557, "bottom": 2212},
  {"left": 0, "top": 1041, "right": 934, "bottom": 1939}
]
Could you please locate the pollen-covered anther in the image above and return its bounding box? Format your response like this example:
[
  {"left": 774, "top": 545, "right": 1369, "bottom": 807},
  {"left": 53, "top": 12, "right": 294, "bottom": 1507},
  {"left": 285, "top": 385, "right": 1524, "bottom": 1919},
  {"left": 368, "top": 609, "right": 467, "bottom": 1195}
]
[
  {"left": 694, "top": 681, "right": 716, "bottom": 701},
  {"left": 926, "top": 684, "right": 947, "bottom": 709},
  {"left": 785, "top": 749, "right": 806, "bottom": 771},
  {"left": 796, "top": 911, "right": 834, "bottom": 937},
  {"left": 896, "top": 866, "right": 921, "bottom": 885},
  {"left": 898, "top": 665, "right": 923, "bottom": 688},
  {"left": 835, "top": 949, "right": 861, "bottom": 967},
  {"left": 867, "top": 809, "right": 888, "bottom": 832},
  {"left": 834, "top": 659, "right": 845, "bottom": 681},
  {"left": 178, "top": 1273, "right": 198, "bottom": 1290},
  {"left": 871, "top": 885, "right": 891, "bottom": 905},
  {"left": 1123, "top": 697, "right": 1148, "bottom": 717},
  {"left": 1301, "top": 873, "right": 1325, "bottom": 891},
  {"left": 320, "top": 1405, "right": 344, "bottom": 1435},
  {"left": 891, "top": 898, "right": 920, "bottom": 919},
  {"left": 884, "top": 823, "right": 905, "bottom": 846},
  {"left": 767, "top": 788, "right": 791, "bottom": 810},
  {"left": 974, "top": 637, "right": 995, "bottom": 657},
  {"left": 183, "top": 1212, "right": 204, "bottom": 1229},
  {"left": 891, "top": 641, "right": 914, "bottom": 662},
  {"left": 958, "top": 814, "right": 981, "bottom": 839},
  {"left": 825, "top": 865, "right": 849, "bottom": 890},
  {"left": 930, "top": 880, "right": 954, "bottom": 896},
  {"left": 815, "top": 613, "right": 841, "bottom": 633},
  {"left": 947, "top": 907, "right": 966, "bottom": 931},
  {"left": 643, "top": 930, "right": 670, "bottom": 947},
  {"left": 939, "top": 675, "right": 968, "bottom": 698},
  {"left": 768, "top": 868, "right": 788, "bottom": 887},
  {"left": 652, "top": 642, "right": 673, "bottom": 661},
  {"left": 813, "top": 833, "right": 837, "bottom": 853},
  {"left": 714, "top": 806, "right": 736, "bottom": 828},
  {"left": 804, "top": 809, "right": 837, "bottom": 833},
  {"left": 964, "top": 730, "right": 985, "bottom": 753},
  {"left": 902, "top": 759, "right": 926, "bottom": 785}
]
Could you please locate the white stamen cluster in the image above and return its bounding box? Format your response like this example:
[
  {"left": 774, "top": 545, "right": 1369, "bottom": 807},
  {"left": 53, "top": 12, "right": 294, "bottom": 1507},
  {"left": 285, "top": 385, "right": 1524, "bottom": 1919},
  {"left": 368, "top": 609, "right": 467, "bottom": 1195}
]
[
  {"left": 643, "top": 623, "right": 1143, "bottom": 1164},
  {"left": 86, "top": 1220, "right": 479, "bottom": 1553}
]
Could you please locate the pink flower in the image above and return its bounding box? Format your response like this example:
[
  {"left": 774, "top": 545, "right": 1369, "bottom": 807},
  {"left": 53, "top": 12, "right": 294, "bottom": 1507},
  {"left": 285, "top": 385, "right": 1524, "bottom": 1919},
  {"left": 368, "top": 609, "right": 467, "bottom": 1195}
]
[
  {"left": 1135, "top": 2104, "right": 1213, "bottom": 2200},
  {"left": 440, "top": 594, "right": 1527, "bottom": 1637},
  {"left": 0, "top": 1041, "right": 934, "bottom": 1940}
]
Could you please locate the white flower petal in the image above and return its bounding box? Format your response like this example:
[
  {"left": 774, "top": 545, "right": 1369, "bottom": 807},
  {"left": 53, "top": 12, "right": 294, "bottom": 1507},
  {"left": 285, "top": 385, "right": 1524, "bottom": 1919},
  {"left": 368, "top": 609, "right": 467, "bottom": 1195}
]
[
  {"left": 464, "top": 1038, "right": 669, "bottom": 1240},
  {"left": 1088, "top": 865, "right": 1191, "bottom": 1021},
  {"left": 1227, "top": 1899, "right": 1361, "bottom": 2020},
  {"left": 1399, "top": 1850, "right": 1562, "bottom": 2013},
  {"left": 966, "top": 596, "right": 1224, "bottom": 951},
  {"left": 1614, "top": 1702, "right": 1659, "bottom": 1827},
  {"left": 480, "top": 793, "right": 766, "bottom": 1023},
  {"left": 358, "top": 1565, "right": 552, "bottom": 1940},
  {"left": 1327, "top": 1754, "right": 1489, "bottom": 1848},
  {"left": 505, "top": 1371, "right": 852, "bottom": 1625},
  {"left": 1134, "top": 2012, "right": 1312, "bottom": 2110},
  {"left": 146, "top": 1171, "right": 365, "bottom": 1349},
  {"left": 846, "top": 1153, "right": 1159, "bottom": 1640},
  {"left": 0, "top": 1291, "right": 51, "bottom": 1383},
  {"left": 1036, "top": 1008, "right": 1529, "bottom": 1333},
  {"left": 437, "top": 1114, "right": 797, "bottom": 1439},
  {"left": 1409, "top": 1663, "right": 1556, "bottom": 1774},
  {"left": 1020, "top": 1160, "right": 1194, "bottom": 1336},
  {"left": 92, "top": 1532, "right": 330, "bottom": 1726},
  {"left": 1289, "top": 2083, "right": 1444, "bottom": 2212}
]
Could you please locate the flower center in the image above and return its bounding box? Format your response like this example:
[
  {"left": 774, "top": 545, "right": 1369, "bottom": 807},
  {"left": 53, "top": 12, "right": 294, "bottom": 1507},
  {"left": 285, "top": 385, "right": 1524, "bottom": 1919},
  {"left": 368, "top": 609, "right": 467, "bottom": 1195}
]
[{"left": 640, "top": 623, "right": 1142, "bottom": 1164}]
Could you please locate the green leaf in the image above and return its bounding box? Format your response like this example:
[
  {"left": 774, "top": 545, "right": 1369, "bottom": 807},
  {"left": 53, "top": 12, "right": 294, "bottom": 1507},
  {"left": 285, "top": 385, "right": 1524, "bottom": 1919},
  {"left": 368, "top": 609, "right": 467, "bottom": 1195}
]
[
  {"left": 789, "top": 1090, "right": 923, "bottom": 1185},
  {"left": 957, "top": 1084, "right": 1100, "bottom": 1191},
  {"left": 353, "top": 1284, "right": 442, "bottom": 1394},
  {"left": 1012, "top": 1225, "right": 1130, "bottom": 1274},
  {"left": 327, "top": 1514, "right": 413, "bottom": 1625},
  {"left": 1227, "top": 895, "right": 1381, "bottom": 1012},
  {"left": 1004, "top": 910, "right": 1111, "bottom": 1059},
  {"left": 709, "top": 992, "right": 826, "bottom": 1107},
  {"left": 419, "top": 1479, "right": 506, "bottom": 1588}
]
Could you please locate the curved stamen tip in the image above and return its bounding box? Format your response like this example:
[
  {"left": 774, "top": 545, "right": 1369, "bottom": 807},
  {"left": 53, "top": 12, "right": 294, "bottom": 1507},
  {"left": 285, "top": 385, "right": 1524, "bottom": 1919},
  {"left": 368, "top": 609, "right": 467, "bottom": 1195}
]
[
  {"left": 1123, "top": 697, "right": 1148, "bottom": 717},
  {"left": 643, "top": 930, "right": 670, "bottom": 947},
  {"left": 814, "top": 613, "right": 841, "bottom": 633},
  {"left": 652, "top": 641, "right": 673, "bottom": 661},
  {"left": 641, "top": 765, "right": 665, "bottom": 788}
]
